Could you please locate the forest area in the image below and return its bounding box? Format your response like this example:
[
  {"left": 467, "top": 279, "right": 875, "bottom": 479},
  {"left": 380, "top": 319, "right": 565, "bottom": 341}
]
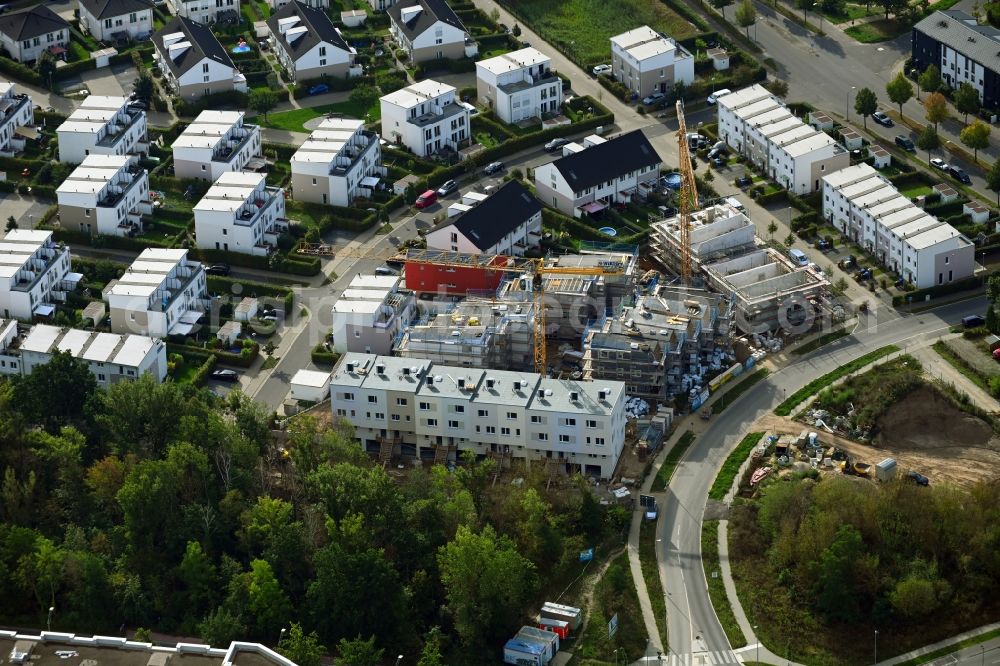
[{"left": 0, "top": 352, "right": 629, "bottom": 665}]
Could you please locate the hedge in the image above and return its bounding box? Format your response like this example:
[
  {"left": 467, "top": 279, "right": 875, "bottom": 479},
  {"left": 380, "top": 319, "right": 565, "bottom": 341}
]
[
  {"left": 50, "top": 227, "right": 173, "bottom": 251},
  {"left": 289, "top": 75, "right": 374, "bottom": 99},
  {"left": 168, "top": 342, "right": 258, "bottom": 368},
  {"left": 189, "top": 247, "right": 271, "bottom": 270},
  {"left": 0, "top": 56, "right": 41, "bottom": 85},
  {"left": 414, "top": 57, "right": 477, "bottom": 79},
  {"left": 311, "top": 345, "right": 340, "bottom": 367},
  {"left": 189, "top": 353, "right": 217, "bottom": 387},
  {"left": 891, "top": 273, "right": 988, "bottom": 306},
  {"left": 174, "top": 91, "right": 249, "bottom": 118}
]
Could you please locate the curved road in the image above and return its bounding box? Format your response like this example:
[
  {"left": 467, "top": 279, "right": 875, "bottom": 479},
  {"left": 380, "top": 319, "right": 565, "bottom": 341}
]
[{"left": 660, "top": 296, "right": 988, "bottom": 663}]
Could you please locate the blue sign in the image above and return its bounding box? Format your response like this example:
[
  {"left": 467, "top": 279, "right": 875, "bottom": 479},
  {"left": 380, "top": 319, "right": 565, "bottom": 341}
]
[{"left": 579, "top": 548, "right": 594, "bottom": 562}]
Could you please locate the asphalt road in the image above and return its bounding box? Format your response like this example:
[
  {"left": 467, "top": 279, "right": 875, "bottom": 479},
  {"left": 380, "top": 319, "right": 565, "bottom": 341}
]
[{"left": 950, "top": 639, "right": 1000, "bottom": 666}]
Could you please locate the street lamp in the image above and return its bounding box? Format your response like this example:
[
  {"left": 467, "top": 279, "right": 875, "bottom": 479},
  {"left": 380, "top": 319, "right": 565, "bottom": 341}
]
[
  {"left": 279, "top": 628, "right": 286, "bottom": 645},
  {"left": 847, "top": 86, "right": 856, "bottom": 121},
  {"left": 395, "top": 655, "right": 403, "bottom": 666},
  {"left": 47, "top": 606, "right": 54, "bottom": 632},
  {"left": 754, "top": 625, "right": 759, "bottom": 664},
  {"left": 814, "top": 3, "right": 824, "bottom": 31},
  {"left": 874, "top": 629, "right": 879, "bottom": 665}
]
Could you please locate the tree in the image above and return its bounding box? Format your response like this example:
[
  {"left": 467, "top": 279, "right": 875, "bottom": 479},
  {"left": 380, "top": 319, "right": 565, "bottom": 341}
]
[
  {"left": 335, "top": 636, "right": 383, "bottom": 666},
  {"left": 248, "top": 89, "right": 278, "bottom": 121},
  {"left": 854, "top": 87, "right": 878, "bottom": 128},
  {"left": 816, "top": 524, "right": 865, "bottom": 621},
  {"left": 417, "top": 627, "right": 445, "bottom": 666},
  {"left": 918, "top": 64, "right": 942, "bottom": 98},
  {"left": 954, "top": 82, "right": 980, "bottom": 124},
  {"left": 916, "top": 124, "right": 940, "bottom": 161},
  {"left": 132, "top": 74, "right": 154, "bottom": 101},
  {"left": 5, "top": 215, "right": 16, "bottom": 231},
  {"left": 885, "top": 71, "right": 913, "bottom": 120},
  {"left": 735, "top": 0, "right": 757, "bottom": 38},
  {"left": 960, "top": 119, "right": 991, "bottom": 162},
  {"left": 198, "top": 607, "right": 246, "bottom": 647},
  {"left": 877, "top": 0, "right": 906, "bottom": 19},
  {"left": 767, "top": 221, "right": 778, "bottom": 239},
  {"left": 278, "top": 623, "right": 325, "bottom": 666},
  {"left": 348, "top": 84, "right": 379, "bottom": 110},
  {"left": 924, "top": 92, "right": 948, "bottom": 130},
  {"left": 511, "top": 24, "right": 521, "bottom": 37},
  {"left": 986, "top": 158, "right": 1000, "bottom": 205},
  {"left": 36, "top": 51, "right": 56, "bottom": 88},
  {"left": 711, "top": 0, "right": 734, "bottom": 18},
  {"left": 246, "top": 559, "right": 292, "bottom": 637},
  {"left": 176, "top": 541, "right": 217, "bottom": 621},
  {"left": 890, "top": 576, "right": 942, "bottom": 617},
  {"left": 12, "top": 351, "right": 97, "bottom": 433},
  {"left": 795, "top": 0, "right": 812, "bottom": 21},
  {"left": 764, "top": 78, "right": 789, "bottom": 97}
]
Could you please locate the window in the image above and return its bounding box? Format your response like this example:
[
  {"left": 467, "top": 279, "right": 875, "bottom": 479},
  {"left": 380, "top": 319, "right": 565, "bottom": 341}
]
[
  {"left": 477, "top": 409, "right": 488, "bottom": 417},
  {"left": 559, "top": 434, "right": 571, "bottom": 442},
  {"left": 396, "top": 397, "right": 407, "bottom": 406},
  {"left": 391, "top": 414, "right": 400, "bottom": 421},
  {"left": 419, "top": 401, "right": 430, "bottom": 410},
  {"left": 427, "top": 418, "right": 438, "bottom": 427},
  {"left": 595, "top": 437, "right": 606, "bottom": 446},
  {"left": 486, "top": 426, "right": 496, "bottom": 434},
  {"left": 368, "top": 395, "right": 378, "bottom": 403},
  {"left": 586, "top": 419, "right": 598, "bottom": 428},
  {"left": 530, "top": 415, "right": 543, "bottom": 424},
  {"left": 448, "top": 420, "right": 460, "bottom": 429},
  {"left": 454, "top": 405, "right": 465, "bottom": 413},
  {"left": 536, "top": 432, "right": 549, "bottom": 441},
  {"left": 203, "top": 63, "right": 210, "bottom": 73},
  {"left": 319, "top": 46, "right": 327, "bottom": 56},
  {"left": 506, "top": 411, "right": 517, "bottom": 420},
  {"left": 337, "top": 408, "right": 347, "bottom": 416},
  {"left": 343, "top": 392, "right": 355, "bottom": 401},
  {"left": 501, "top": 427, "right": 511, "bottom": 436},
  {"left": 562, "top": 417, "right": 576, "bottom": 426}
]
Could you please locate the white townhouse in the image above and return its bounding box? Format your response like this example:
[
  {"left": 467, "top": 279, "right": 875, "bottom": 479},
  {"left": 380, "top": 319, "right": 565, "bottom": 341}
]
[
  {"left": 610, "top": 25, "right": 694, "bottom": 96},
  {"left": 0, "top": 82, "right": 34, "bottom": 157},
  {"left": 0, "top": 5, "right": 69, "bottom": 64},
  {"left": 329, "top": 353, "right": 628, "bottom": 478},
  {"left": 193, "top": 171, "right": 287, "bottom": 255},
  {"left": 153, "top": 17, "right": 247, "bottom": 100},
  {"left": 380, "top": 79, "right": 471, "bottom": 157},
  {"left": 269, "top": 0, "right": 329, "bottom": 8},
  {"left": 172, "top": 110, "right": 262, "bottom": 181},
  {"left": 331, "top": 273, "right": 415, "bottom": 354},
  {"left": 822, "top": 163, "right": 975, "bottom": 288},
  {"left": 56, "top": 154, "right": 152, "bottom": 238},
  {"left": 716, "top": 84, "right": 849, "bottom": 194},
  {"left": 475, "top": 47, "right": 563, "bottom": 124},
  {"left": 78, "top": 0, "right": 154, "bottom": 42},
  {"left": 104, "top": 248, "right": 208, "bottom": 337},
  {"left": 367, "top": 0, "right": 395, "bottom": 10},
  {"left": 268, "top": 0, "right": 359, "bottom": 82},
  {"left": 533, "top": 131, "right": 662, "bottom": 218},
  {"left": 291, "top": 117, "right": 384, "bottom": 206},
  {"left": 167, "top": 0, "right": 240, "bottom": 25},
  {"left": 0, "top": 230, "right": 76, "bottom": 321},
  {"left": 57, "top": 95, "right": 148, "bottom": 164},
  {"left": 426, "top": 180, "right": 541, "bottom": 255},
  {"left": 388, "top": 0, "right": 476, "bottom": 63}
]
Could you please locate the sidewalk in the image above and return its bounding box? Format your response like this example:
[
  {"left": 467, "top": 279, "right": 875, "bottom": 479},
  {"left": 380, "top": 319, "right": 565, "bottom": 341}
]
[{"left": 910, "top": 339, "right": 998, "bottom": 412}]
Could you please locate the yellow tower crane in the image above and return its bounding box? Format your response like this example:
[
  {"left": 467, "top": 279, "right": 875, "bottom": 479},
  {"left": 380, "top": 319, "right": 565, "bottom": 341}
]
[{"left": 675, "top": 100, "right": 699, "bottom": 285}]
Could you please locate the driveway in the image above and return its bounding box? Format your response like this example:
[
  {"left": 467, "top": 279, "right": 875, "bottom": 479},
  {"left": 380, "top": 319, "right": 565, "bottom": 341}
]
[
  {"left": 3, "top": 193, "right": 50, "bottom": 229},
  {"left": 78, "top": 65, "right": 129, "bottom": 97}
]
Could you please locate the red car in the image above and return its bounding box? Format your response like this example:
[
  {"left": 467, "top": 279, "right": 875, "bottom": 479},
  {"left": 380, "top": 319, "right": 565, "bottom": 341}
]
[{"left": 414, "top": 189, "right": 437, "bottom": 209}]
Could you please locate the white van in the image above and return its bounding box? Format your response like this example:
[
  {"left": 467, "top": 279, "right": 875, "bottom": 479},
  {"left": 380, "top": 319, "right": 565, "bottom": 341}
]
[
  {"left": 725, "top": 196, "right": 745, "bottom": 212},
  {"left": 788, "top": 248, "right": 809, "bottom": 267}
]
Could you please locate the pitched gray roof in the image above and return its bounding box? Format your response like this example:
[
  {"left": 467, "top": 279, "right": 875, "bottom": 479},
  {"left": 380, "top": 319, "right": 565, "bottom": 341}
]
[
  {"left": 0, "top": 5, "right": 69, "bottom": 41},
  {"left": 914, "top": 10, "right": 1000, "bottom": 72},
  {"left": 152, "top": 16, "right": 235, "bottom": 77},
  {"left": 433, "top": 180, "right": 541, "bottom": 252},
  {"left": 388, "top": 0, "right": 466, "bottom": 41},
  {"left": 550, "top": 130, "right": 662, "bottom": 193},
  {"left": 266, "top": 0, "right": 349, "bottom": 61},
  {"left": 79, "top": 0, "right": 155, "bottom": 20}
]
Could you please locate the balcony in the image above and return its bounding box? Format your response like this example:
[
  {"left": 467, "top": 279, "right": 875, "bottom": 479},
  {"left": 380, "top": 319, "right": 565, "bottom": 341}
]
[
  {"left": 96, "top": 108, "right": 145, "bottom": 148},
  {"left": 329, "top": 130, "right": 379, "bottom": 176},
  {"left": 234, "top": 187, "right": 282, "bottom": 227},
  {"left": 212, "top": 126, "right": 258, "bottom": 165}
]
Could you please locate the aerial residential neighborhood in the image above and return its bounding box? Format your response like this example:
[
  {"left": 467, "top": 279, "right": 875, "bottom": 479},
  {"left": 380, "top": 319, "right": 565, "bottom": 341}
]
[{"left": 0, "top": 0, "right": 999, "bottom": 664}]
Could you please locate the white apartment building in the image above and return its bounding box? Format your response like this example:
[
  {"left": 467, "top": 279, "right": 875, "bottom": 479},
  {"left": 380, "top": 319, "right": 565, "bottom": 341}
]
[
  {"left": 291, "top": 117, "right": 384, "bottom": 206},
  {"left": 331, "top": 273, "right": 415, "bottom": 354},
  {"left": 193, "top": 171, "right": 287, "bottom": 255},
  {"left": 104, "top": 248, "right": 208, "bottom": 337},
  {"left": 56, "top": 154, "right": 152, "bottom": 238},
  {"left": 380, "top": 79, "right": 471, "bottom": 157},
  {"left": 0, "top": 5, "right": 69, "bottom": 64},
  {"left": 172, "top": 110, "right": 262, "bottom": 181},
  {"left": 716, "top": 84, "right": 849, "bottom": 194},
  {"left": 0, "top": 230, "right": 76, "bottom": 321},
  {"left": 388, "top": 0, "right": 476, "bottom": 63},
  {"left": 154, "top": 17, "right": 247, "bottom": 100},
  {"left": 78, "top": 0, "right": 154, "bottom": 42},
  {"left": 426, "top": 179, "right": 541, "bottom": 255},
  {"left": 609, "top": 26, "right": 694, "bottom": 96},
  {"left": 268, "top": 0, "right": 358, "bottom": 82},
  {"left": 0, "top": 82, "right": 34, "bottom": 157},
  {"left": 269, "top": 0, "right": 329, "bottom": 8},
  {"left": 822, "top": 163, "right": 975, "bottom": 288},
  {"left": 167, "top": 0, "right": 240, "bottom": 25},
  {"left": 57, "top": 95, "right": 148, "bottom": 164},
  {"left": 533, "top": 131, "right": 662, "bottom": 217},
  {"left": 329, "top": 353, "right": 627, "bottom": 478},
  {"left": 475, "top": 48, "right": 563, "bottom": 124}
]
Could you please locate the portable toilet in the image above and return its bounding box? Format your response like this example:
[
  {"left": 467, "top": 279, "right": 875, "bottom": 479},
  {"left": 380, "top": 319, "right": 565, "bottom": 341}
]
[
  {"left": 537, "top": 617, "right": 570, "bottom": 639},
  {"left": 503, "top": 638, "right": 545, "bottom": 666},
  {"left": 875, "top": 458, "right": 897, "bottom": 482}
]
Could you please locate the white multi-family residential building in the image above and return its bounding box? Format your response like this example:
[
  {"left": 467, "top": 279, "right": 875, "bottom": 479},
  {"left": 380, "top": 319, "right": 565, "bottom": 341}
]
[
  {"left": 167, "top": 0, "right": 240, "bottom": 25},
  {"left": 331, "top": 273, "right": 415, "bottom": 354},
  {"left": 329, "top": 353, "right": 627, "bottom": 478},
  {"left": 193, "top": 171, "right": 287, "bottom": 255},
  {"left": 913, "top": 11, "right": 1000, "bottom": 108},
  {"left": 268, "top": 0, "right": 358, "bottom": 82},
  {"left": 380, "top": 79, "right": 471, "bottom": 156},
  {"left": 78, "top": 0, "right": 154, "bottom": 42},
  {"left": 172, "top": 110, "right": 262, "bottom": 181},
  {"left": 533, "top": 131, "right": 662, "bottom": 217},
  {"left": 0, "top": 230, "right": 76, "bottom": 321},
  {"left": 104, "top": 248, "right": 208, "bottom": 337},
  {"left": 0, "top": 5, "right": 69, "bottom": 63},
  {"left": 822, "top": 163, "right": 975, "bottom": 288},
  {"left": 269, "top": 0, "right": 328, "bottom": 8},
  {"left": 0, "top": 82, "right": 34, "bottom": 157},
  {"left": 716, "top": 84, "right": 849, "bottom": 195},
  {"left": 609, "top": 26, "right": 694, "bottom": 96},
  {"left": 426, "top": 180, "right": 542, "bottom": 255},
  {"left": 291, "top": 117, "right": 384, "bottom": 206},
  {"left": 367, "top": 0, "right": 396, "bottom": 10},
  {"left": 153, "top": 17, "right": 247, "bottom": 100},
  {"left": 388, "top": 0, "right": 476, "bottom": 63},
  {"left": 57, "top": 95, "right": 148, "bottom": 164},
  {"left": 56, "top": 155, "right": 152, "bottom": 238},
  {"left": 475, "top": 48, "right": 563, "bottom": 124}
]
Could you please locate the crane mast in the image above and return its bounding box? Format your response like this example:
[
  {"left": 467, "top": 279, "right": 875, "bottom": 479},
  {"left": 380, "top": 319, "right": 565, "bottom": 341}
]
[{"left": 675, "top": 100, "right": 698, "bottom": 285}]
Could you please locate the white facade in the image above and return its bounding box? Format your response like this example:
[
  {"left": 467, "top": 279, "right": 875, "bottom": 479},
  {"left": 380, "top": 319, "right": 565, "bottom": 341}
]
[
  {"left": 56, "top": 154, "right": 152, "bottom": 237},
  {"left": 0, "top": 82, "right": 33, "bottom": 156},
  {"left": 104, "top": 248, "right": 208, "bottom": 338},
  {"left": 0, "top": 6, "right": 68, "bottom": 63},
  {"left": 822, "top": 163, "right": 975, "bottom": 288},
  {"left": 193, "top": 171, "right": 287, "bottom": 256},
  {"left": 78, "top": 1, "right": 154, "bottom": 42},
  {"left": 380, "top": 79, "right": 470, "bottom": 157},
  {"left": 57, "top": 95, "right": 148, "bottom": 164},
  {"left": 270, "top": 0, "right": 329, "bottom": 7},
  {"left": 268, "top": 3, "right": 357, "bottom": 82},
  {"left": 475, "top": 48, "right": 563, "bottom": 124},
  {"left": 167, "top": 0, "right": 240, "bottom": 24},
  {"left": 155, "top": 22, "right": 247, "bottom": 100},
  {"left": 609, "top": 25, "right": 694, "bottom": 95},
  {"left": 329, "top": 353, "right": 627, "bottom": 478},
  {"left": 425, "top": 180, "right": 542, "bottom": 255},
  {"left": 331, "top": 273, "right": 415, "bottom": 355},
  {"left": 291, "top": 117, "right": 384, "bottom": 206},
  {"left": 0, "top": 230, "right": 74, "bottom": 321},
  {"left": 389, "top": 2, "right": 474, "bottom": 63},
  {"left": 172, "top": 110, "right": 262, "bottom": 181}
]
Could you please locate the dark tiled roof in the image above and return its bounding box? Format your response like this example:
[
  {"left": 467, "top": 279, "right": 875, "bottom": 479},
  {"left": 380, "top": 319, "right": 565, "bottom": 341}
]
[
  {"left": 79, "top": 0, "right": 155, "bottom": 20},
  {"left": 550, "top": 130, "right": 662, "bottom": 193},
  {"left": 152, "top": 16, "right": 235, "bottom": 77},
  {"left": 0, "top": 5, "right": 69, "bottom": 41},
  {"left": 436, "top": 180, "right": 541, "bottom": 252},
  {"left": 388, "top": 0, "right": 466, "bottom": 41},
  {"left": 914, "top": 10, "right": 1000, "bottom": 72},
  {"left": 267, "top": 0, "right": 349, "bottom": 61}
]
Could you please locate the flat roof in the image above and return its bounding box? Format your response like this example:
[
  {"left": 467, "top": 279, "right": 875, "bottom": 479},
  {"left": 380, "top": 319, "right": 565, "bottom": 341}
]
[
  {"left": 173, "top": 110, "right": 248, "bottom": 149},
  {"left": 291, "top": 116, "right": 365, "bottom": 165},
  {"left": 610, "top": 25, "right": 676, "bottom": 61},
  {"left": 194, "top": 172, "right": 267, "bottom": 213},
  {"left": 477, "top": 47, "right": 549, "bottom": 74},
  {"left": 381, "top": 79, "right": 455, "bottom": 109},
  {"left": 291, "top": 368, "right": 331, "bottom": 389},
  {"left": 717, "top": 84, "right": 773, "bottom": 111}
]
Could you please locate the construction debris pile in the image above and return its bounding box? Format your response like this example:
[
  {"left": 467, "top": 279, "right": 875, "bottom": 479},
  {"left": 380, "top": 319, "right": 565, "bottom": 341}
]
[{"left": 625, "top": 397, "right": 651, "bottom": 419}]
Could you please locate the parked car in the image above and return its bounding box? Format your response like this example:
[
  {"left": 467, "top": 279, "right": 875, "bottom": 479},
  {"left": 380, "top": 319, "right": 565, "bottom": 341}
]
[
  {"left": 641, "top": 92, "right": 666, "bottom": 106},
  {"left": 414, "top": 189, "right": 437, "bottom": 208},
  {"left": 437, "top": 179, "right": 458, "bottom": 196},
  {"left": 545, "top": 137, "right": 570, "bottom": 152},
  {"left": 872, "top": 111, "right": 893, "bottom": 127},
  {"left": 962, "top": 314, "right": 986, "bottom": 328},
  {"left": 687, "top": 133, "right": 707, "bottom": 150},
  {"left": 816, "top": 239, "right": 831, "bottom": 251},
  {"left": 592, "top": 64, "right": 612, "bottom": 76},
  {"left": 483, "top": 161, "right": 504, "bottom": 175},
  {"left": 894, "top": 135, "right": 915, "bottom": 152},
  {"left": 706, "top": 88, "right": 731, "bottom": 105},
  {"left": 128, "top": 100, "right": 148, "bottom": 111},
  {"left": 906, "top": 471, "right": 930, "bottom": 486},
  {"left": 736, "top": 175, "right": 752, "bottom": 189},
  {"left": 211, "top": 369, "right": 239, "bottom": 383},
  {"left": 947, "top": 165, "right": 972, "bottom": 184},
  {"left": 707, "top": 143, "right": 728, "bottom": 159},
  {"left": 308, "top": 83, "right": 330, "bottom": 96},
  {"left": 929, "top": 158, "right": 949, "bottom": 171},
  {"left": 205, "top": 263, "right": 231, "bottom": 276},
  {"left": 711, "top": 157, "right": 725, "bottom": 169}
]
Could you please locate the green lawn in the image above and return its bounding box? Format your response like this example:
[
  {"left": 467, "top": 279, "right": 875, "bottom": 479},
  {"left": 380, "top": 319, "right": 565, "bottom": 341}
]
[
  {"left": 774, "top": 345, "right": 899, "bottom": 416},
  {"left": 474, "top": 131, "right": 501, "bottom": 148},
  {"left": 898, "top": 183, "right": 934, "bottom": 199},
  {"left": 639, "top": 519, "right": 669, "bottom": 650},
  {"left": 702, "top": 520, "right": 747, "bottom": 648},
  {"left": 707, "top": 432, "right": 765, "bottom": 501},
  {"left": 502, "top": 0, "right": 697, "bottom": 66},
  {"left": 844, "top": 18, "right": 910, "bottom": 42},
  {"left": 819, "top": 2, "right": 879, "bottom": 24},
  {"left": 651, "top": 431, "right": 696, "bottom": 492},
  {"left": 252, "top": 98, "right": 380, "bottom": 132}
]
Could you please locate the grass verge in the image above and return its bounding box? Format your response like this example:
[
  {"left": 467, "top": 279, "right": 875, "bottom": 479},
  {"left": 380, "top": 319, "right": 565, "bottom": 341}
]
[
  {"left": 895, "top": 627, "right": 1000, "bottom": 666},
  {"left": 931, "top": 340, "right": 994, "bottom": 394},
  {"left": 844, "top": 18, "right": 908, "bottom": 42},
  {"left": 774, "top": 345, "right": 899, "bottom": 416},
  {"left": 253, "top": 98, "right": 380, "bottom": 132},
  {"left": 708, "top": 432, "right": 765, "bottom": 501},
  {"left": 639, "top": 519, "right": 669, "bottom": 650},
  {"left": 650, "top": 431, "right": 696, "bottom": 491},
  {"left": 791, "top": 326, "right": 850, "bottom": 356},
  {"left": 702, "top": 520, "right": 747, "bottom": 649},
  {"left": 712, "top": 369, "right": 770, "bottom": 415},
  {"left": 572, "top": 550, "right": 650, "bottom": 664}
]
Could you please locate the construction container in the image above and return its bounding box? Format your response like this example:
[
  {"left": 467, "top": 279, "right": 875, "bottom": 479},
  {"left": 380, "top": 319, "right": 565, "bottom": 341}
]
[
  {"left": 537, "top": 618, "right": 570, "bottom": 639},
  {"left": 504, "top": 638, "right": 546, "bottom": 666},
  {"left": 518, "top": 626, "right": 559, "bottom": 658},
  {"left": 875, "top": 458, "right": 897, "bottom": 482},
  {"left": 542, "top": 602, "right": 582, "bottom": 631}
]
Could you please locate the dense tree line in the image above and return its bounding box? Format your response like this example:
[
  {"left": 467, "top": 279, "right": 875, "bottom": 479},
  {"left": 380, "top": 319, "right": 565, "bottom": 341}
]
[{"left": 0, "top": 353, "right": 626, "bottom": 663}]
